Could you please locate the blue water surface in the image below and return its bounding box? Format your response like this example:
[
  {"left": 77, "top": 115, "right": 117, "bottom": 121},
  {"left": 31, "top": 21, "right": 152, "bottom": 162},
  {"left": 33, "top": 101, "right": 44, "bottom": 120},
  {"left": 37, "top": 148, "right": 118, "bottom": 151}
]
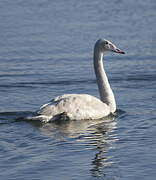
[{"left": 0, "top": 0, "right": 156, "bottom": 179}]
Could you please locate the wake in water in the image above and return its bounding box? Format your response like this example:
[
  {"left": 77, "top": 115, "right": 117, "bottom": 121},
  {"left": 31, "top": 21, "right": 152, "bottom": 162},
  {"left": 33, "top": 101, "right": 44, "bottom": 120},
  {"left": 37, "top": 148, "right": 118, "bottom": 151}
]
[
  {"left": 0, "top": 109, "right": 126, "bottom": 125},
  {"left": 0, "top": 111, "right": 33, "bottom": 124}
]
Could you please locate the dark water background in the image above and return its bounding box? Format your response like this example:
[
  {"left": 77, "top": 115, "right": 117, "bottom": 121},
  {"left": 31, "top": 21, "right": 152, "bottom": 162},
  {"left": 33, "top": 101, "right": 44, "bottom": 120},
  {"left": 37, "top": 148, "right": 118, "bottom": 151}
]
[{"left": 0, "top": 0, "right": 156, "bottom": 179}]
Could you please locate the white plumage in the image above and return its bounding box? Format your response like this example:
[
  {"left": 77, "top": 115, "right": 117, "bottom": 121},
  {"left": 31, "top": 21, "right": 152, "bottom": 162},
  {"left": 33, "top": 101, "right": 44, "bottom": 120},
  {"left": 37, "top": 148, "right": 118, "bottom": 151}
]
[
  {"left": 26, "top": 39, "right": 125, "bottom": 122},
  {"left": 35, "top": 94, "right": 110, "bottom": 122}
]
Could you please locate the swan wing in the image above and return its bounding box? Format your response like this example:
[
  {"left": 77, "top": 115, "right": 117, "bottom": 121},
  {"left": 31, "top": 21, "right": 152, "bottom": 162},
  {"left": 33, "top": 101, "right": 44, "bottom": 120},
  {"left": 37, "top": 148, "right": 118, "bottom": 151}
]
[{"left": 37, "top": 94, "right": 110, "bottom": 122}]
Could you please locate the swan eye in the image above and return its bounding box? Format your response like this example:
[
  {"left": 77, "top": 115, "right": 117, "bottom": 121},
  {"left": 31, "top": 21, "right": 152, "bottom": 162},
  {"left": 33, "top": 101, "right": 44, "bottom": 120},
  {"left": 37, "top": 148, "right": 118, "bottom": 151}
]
[{"left": 105, "top": 41, "right": 108, "bottom": 45}]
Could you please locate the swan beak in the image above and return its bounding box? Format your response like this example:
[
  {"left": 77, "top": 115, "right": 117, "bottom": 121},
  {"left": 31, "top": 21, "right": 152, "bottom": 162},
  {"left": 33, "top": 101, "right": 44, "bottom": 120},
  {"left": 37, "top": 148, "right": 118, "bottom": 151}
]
[{"left": 113, "top": 48, "right": 125, "bottom": 54}]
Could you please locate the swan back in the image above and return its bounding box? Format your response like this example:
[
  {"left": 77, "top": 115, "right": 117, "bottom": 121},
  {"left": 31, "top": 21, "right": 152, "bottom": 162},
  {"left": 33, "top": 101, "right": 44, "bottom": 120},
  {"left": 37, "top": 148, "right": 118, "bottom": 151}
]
[{"left": 37, "top": 94, "right": 110, "bottom": 122}]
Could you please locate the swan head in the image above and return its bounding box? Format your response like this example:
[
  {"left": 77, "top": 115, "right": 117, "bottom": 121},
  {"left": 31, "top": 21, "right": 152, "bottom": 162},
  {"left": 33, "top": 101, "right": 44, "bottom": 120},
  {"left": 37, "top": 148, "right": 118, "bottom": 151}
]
[{"left": 95, "top": 39, "right": 125, "bottom": 54}]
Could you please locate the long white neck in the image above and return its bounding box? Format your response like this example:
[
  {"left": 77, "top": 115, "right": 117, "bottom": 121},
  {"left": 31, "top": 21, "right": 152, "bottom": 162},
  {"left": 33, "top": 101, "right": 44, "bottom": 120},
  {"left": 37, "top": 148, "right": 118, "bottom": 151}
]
[{"left": 93, "top": 46, "right": 116, "bottom": 113}]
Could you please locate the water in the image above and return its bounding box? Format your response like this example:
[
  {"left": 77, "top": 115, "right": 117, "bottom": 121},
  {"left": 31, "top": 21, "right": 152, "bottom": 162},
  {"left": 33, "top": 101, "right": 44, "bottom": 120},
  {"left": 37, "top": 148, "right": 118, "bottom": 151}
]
[{"left": 0, "top": 0, "right": 156, "bottom": 179}]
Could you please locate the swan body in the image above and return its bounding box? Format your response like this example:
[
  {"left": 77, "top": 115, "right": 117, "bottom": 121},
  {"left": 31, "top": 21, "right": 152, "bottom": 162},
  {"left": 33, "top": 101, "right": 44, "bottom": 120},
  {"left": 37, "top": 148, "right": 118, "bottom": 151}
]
[
  {"left": 27, "top": 39, "right": 124, "bottom": 122},
  {"left": 33, "top": 94, "right": 110, "bottom": 122}
]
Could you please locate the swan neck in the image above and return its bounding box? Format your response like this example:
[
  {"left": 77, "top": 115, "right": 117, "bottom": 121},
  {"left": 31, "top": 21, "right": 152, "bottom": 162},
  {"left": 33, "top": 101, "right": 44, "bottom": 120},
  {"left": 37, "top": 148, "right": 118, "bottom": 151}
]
[{"left": 93, "top": 47, "right": 116, "bottom": 113}]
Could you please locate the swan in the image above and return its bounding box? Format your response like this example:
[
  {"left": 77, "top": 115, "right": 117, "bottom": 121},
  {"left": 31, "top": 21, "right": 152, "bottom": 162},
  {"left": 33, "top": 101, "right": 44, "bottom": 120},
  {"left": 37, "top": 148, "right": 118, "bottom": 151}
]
[{"left": 27, "top": 39, "right": 125, "bottom": 122}]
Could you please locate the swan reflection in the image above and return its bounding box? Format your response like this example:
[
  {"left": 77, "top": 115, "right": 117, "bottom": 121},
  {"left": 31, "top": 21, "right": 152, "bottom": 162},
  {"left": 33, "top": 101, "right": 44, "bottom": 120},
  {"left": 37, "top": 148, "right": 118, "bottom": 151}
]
[{"left": 30, "top": 114, "right": 118, "bottom": 177}]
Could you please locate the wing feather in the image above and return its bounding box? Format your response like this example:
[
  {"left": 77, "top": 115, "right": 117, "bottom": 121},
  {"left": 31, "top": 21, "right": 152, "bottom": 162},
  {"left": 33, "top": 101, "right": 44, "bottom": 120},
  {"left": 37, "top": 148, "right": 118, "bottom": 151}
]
[{"left": 37, "top": 94, "right": 110, "bottom": 121}]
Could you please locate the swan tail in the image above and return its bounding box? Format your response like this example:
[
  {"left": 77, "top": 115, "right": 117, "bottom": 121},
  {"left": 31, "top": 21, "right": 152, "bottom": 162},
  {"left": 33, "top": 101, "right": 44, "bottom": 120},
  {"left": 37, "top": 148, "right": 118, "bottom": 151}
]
[
  {"left": 17, "top": 112, "right": 70, "bottom": 123},
  {"left": 16, "top": 114, "right": 51, "bottom": 123},
  {"left": 27, "top": 115, "right": 49, "bottom": 122}
]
